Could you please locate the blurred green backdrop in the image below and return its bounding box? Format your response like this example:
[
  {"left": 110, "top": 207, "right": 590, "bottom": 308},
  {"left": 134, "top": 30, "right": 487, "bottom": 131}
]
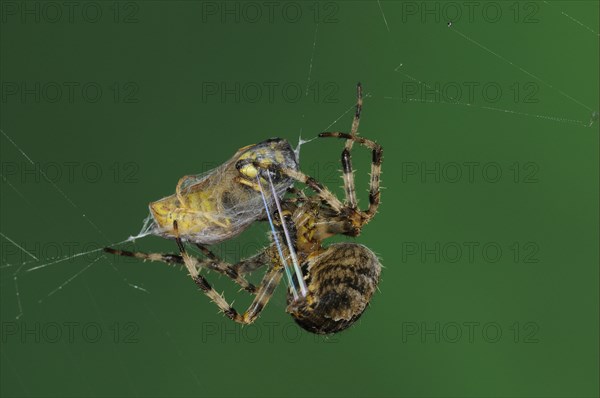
[{"left": 1, "top": 1, "right": 598, "bottom": 397}]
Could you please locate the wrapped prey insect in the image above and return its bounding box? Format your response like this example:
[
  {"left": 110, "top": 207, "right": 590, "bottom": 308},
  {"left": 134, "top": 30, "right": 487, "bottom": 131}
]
[{"left": 145, "top": 138, "right": 300, "bottom": 245}]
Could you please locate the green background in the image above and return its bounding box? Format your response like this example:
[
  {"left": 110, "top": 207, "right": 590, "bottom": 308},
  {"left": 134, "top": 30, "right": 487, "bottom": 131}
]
[{"left": 1, "top": 1, "right": 598, "bottom": 397}]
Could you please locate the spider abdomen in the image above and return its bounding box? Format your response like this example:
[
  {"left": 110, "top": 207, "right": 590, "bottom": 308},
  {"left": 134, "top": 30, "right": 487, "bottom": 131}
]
[{"left": 286, "top": 243, "right": 381, "bottom": 335}]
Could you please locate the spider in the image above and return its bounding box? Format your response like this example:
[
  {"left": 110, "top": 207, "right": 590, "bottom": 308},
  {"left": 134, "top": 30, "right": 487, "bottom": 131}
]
[{"left": 106, "top": 83, "right": 383, "bottom": 334}]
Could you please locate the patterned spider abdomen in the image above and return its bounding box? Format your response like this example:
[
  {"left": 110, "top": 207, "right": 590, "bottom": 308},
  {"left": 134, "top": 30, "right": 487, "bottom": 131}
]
[{"left": 286, "top": 243, "right": 381, "bottom": 334}]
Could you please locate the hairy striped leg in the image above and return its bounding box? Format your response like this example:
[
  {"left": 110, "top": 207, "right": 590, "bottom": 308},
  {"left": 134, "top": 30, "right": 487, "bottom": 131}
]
[
  {"left": 251, "top": 129, "right": 381, "bottom": 221},
  {"left": 173, "top": 221, "right": 283, "bottom": 324},
  {"left": 103, "top": 245, "right": 269, "bottom": 294},
  {"left": 269, "top": 167, "right": 346, "bottom": 213},
  {"left": 318, "top": 132, "right": 383, "bottom": 218},
  {"left": 342, "top": 82, "right": 363, "bottom": 208}
]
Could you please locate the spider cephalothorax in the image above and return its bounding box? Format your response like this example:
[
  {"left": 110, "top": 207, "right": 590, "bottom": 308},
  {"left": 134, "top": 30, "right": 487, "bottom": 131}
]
[{"left": 106, "top": 83, "right": 383, "bottom": 335}]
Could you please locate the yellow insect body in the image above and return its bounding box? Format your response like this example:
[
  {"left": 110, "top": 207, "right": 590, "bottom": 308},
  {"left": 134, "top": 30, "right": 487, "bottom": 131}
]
[{"left": 147, "top": 138, "right": 299, "bottom": 245}]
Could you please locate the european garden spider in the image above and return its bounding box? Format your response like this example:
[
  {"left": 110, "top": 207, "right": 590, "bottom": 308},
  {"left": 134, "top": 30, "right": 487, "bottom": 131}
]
[{"left": 106, "top": 84, "right": 383, "bottom": 334}]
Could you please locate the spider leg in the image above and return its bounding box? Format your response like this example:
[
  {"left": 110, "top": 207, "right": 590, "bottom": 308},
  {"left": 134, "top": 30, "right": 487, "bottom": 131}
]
[
  {"left": 260, "top": 166, "right": 345, "bottom": 213},
  {"left": 340, "top": 143, "right": 357, "bottom": 209},
  {"left": 342, "top": 83, "right": 363, "bottom": 208},
  {"left": 173, "top": 222, "right": 283, "bottom": 324},
  {"left": 104, "top": 246, "right": 258, "bottom": 293},
  {"left": 230, "top": 251, "right": 270, "bottom": 275},
  {"left": 287, "top": 186, "right": 307, "bottom": 200},
  {"left": 318, "top": 132, "right": 383, "bottom": 218},
  {"left": 279, "top": 187, "right": 308, "bottom": 205},
  {"left": 349, "top": 82, "right": 363, "bottom": 138},
  {"left": 192, "top": 243, "right": 270, "bottom": 282}
]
